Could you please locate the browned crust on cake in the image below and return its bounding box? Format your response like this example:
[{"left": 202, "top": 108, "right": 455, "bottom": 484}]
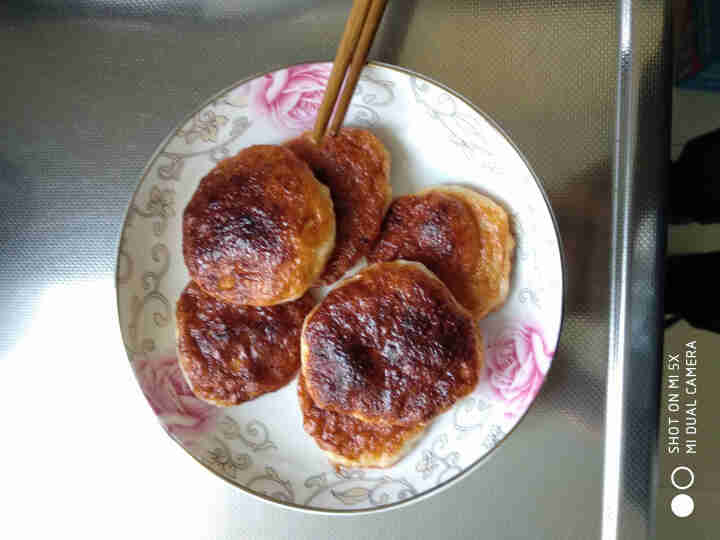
[
  {"left": 369, "top": 186, "right": 515, "bottom": 319},
  {"left": 176, "top": 281, "right": 314, "bottom": 406},
  {"left": 182, "top": 145, "right": 335, "bottom": 306},
  {"left": 301, "top": 261, "right": 483, "bottom": 426},
  {"left": 286, "top": 128, "right": 391, "bottom": 285},
  {"left": 298, "top": 374, "right": 426, "bottom": 468}
]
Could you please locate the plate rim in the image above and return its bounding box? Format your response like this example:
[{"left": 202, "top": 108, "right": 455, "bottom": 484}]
[{"left": 114, "top": 59, "right": 568, "bottom": 515}]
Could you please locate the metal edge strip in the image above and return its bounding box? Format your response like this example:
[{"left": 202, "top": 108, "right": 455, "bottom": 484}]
[{"left": 602, "top": 0, "right": 636, "bottom": 539}]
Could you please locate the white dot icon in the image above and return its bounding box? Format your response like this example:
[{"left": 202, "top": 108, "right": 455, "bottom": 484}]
[{"left": 671, "top": 494, "right": 694, "bottom": 518}]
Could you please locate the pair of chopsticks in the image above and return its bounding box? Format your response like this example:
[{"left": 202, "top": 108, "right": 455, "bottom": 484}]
[{"left": 312, "top": 0, "right": 389, "bottom": 143}]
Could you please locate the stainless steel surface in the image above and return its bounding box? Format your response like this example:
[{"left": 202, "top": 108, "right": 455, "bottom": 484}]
[
  {"left": 603, "top": 2, "right": 668, "bottom": 540},
  {"left": 0, "top": 1, "right": 668, "bottom": 539}
]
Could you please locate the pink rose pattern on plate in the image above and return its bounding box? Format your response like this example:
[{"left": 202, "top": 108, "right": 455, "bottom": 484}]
[
  {"left": 135, "top": 354, "right": 219, "bottom": 444},
  {"left": 485, "top": 323, "right": 554, "bottom": 418},
  {"left": 247, "top": 63, "right": 332, "bottom": 131}
]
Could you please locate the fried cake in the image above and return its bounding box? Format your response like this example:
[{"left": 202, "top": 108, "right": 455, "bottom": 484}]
[
  {"left": 176, "top": 281, "right": 314, "bottom": 406},
  {"left": 183, "top": 145, "right": 335, "bottom": 306},
  {"left": 369, "top": 186, "right": 515, "bottom": 319},
  {"left": 286, "top": 128, "right": 391, "bottom": 285},
  {"left": 298, "top": 374, "right": 426, "bottom": 468},
  {"left": 301, "top": 261, "right": 483, "bottom": 427}
]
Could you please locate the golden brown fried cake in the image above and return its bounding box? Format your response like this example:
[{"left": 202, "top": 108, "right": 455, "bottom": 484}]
[
  {"left": 176, "top": 281, "right": 314, "bottom": 406},
  {"left": 285, "top": 128, "right": 391, "bottom": 285},
  {"left": 369, "top": 186, "right": 515, "bottom": 319},
  {"left": 298, "top": 374, "right": 426, "bottom": 468},
  {"left": 301, "top": 261, "right": 483, "bottom": 427},
  {"left": 183, "top": 145, "right": 335, "bottom": 306}
]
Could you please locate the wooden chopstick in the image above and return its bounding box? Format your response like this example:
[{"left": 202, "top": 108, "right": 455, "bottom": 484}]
[
  {"left": 311, "top": 0, "right": 373, "bottom": 143},
  {"left": 327, "top": 0, "right": 388, "bottom": 137}
]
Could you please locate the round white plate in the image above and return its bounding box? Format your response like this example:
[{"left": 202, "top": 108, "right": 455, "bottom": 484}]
[{"left": 116, "top": 61, "right": 564, "bottom": 513}]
